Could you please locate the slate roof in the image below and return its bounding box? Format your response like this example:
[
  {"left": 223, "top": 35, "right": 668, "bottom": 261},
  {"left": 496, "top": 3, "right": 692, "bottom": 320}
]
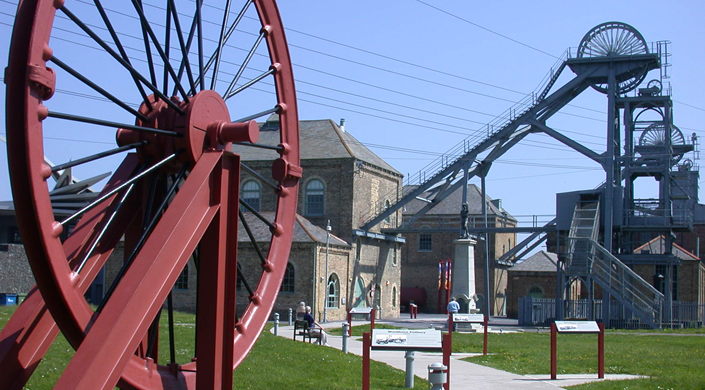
[
  {"left": 232, "top": 117, "right": 400, "bottom": 175},
  {"left": 238, "top": 211, "right": 349, "bottom": 247},
  {"left": 509, "top": 251, "right": 558, "bottom": 272},
  {"left": 402, "top": 183, "right": 516, "bottom": 220},
  {"left": 633, "top": 236, "right": 699, "bottom": 261}
]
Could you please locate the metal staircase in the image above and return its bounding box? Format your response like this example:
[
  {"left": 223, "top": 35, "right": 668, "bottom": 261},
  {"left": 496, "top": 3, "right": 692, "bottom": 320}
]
[{"left": 566, "top": 195, "right": 664, "bottom": 328}]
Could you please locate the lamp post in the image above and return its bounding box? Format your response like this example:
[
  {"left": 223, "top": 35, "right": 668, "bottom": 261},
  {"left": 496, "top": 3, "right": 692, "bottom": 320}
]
[{"left": 323, "top": 220, "right": 331, "bottom": 322}]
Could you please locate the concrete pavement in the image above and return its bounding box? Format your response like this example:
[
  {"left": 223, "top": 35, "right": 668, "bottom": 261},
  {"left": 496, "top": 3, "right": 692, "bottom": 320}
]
[{"left": 272, "top": 313, "right": 643, "bottom": 389}]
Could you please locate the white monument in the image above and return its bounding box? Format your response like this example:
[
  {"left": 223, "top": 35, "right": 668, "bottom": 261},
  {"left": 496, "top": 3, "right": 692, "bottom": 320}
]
[{"left": 451, "top": 238, "right": 478, "bottom": 313}]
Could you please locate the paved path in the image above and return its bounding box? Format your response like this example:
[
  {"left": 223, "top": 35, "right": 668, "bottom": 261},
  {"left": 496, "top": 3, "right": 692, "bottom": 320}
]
[{"left": 272, "top": 314, "right": 642, "bottom": 389}]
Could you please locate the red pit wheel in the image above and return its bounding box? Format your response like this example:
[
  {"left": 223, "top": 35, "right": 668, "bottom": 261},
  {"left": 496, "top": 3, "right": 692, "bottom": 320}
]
[{"left": 0, "top": 0, "right": 299, "bottom": 389}]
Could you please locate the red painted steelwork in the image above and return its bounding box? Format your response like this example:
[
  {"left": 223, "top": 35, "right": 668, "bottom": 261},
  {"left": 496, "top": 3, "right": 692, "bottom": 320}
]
[{"left": 1, "top": 0, "right": 300, "bottom": 388}]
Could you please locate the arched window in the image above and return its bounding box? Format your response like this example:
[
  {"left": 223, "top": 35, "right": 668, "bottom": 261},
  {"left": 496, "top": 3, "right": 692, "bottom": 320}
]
[
  {"left": 305, "top": 179, "right": 324, "bottom": 216},
  {"left": 280, "top": 262, "right": 295, "bottom": 293},
  {"left": 528, "top": 286, "right": 544, "bottom": 299},
  {"left": 392, "top": 286, "right": 397, "bottom": 308},
  {"left": 353, "top": 277, "right": 366, "bottom": 308},
  {"left": 326, "top": 274, "right": 340, "bottom": 308},
  {"left": 242, "top": 180, "right": 260, "bottom": 212},
  {"left": 374, "top": 284, "right": 382, "bottom": 309}
]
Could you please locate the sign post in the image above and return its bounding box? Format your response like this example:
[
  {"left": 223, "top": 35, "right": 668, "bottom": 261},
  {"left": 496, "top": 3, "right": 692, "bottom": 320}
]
[
  {"left": 550, "top": 321, "right": 604, "bottom": 380},
  {"left": 363, "top": 329, "right": 449, "bottom": 389}
]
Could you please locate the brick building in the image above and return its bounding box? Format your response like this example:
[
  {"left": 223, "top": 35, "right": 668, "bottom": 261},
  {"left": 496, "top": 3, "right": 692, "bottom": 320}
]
[
  {"left": 231, "top": 116, "right": 404, "bottom": 321},
  {"left": 400, "top": 184, "right": 517, "bottom": 316},
  {"left": 631, "top": 236, "right": 705, "bottom": 303}
]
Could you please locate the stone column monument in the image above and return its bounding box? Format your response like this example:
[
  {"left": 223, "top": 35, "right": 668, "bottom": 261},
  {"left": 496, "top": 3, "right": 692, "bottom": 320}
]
[{"left": 451, "top": 238, "right": 478, "bottom": 313}]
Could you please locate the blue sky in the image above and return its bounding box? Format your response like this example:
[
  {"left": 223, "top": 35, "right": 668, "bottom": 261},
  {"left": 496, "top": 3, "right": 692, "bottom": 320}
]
[{"left": 0, "top": 0, "right": 703, "bottom": 244}]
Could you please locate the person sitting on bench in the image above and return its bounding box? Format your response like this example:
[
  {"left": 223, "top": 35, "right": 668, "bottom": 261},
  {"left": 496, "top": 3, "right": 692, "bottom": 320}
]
[{"left": 303, "top": 306, "right": 328, "bottom": 346}]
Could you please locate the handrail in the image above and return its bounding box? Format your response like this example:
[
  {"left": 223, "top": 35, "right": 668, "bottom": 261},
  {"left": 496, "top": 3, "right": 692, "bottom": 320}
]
[{"left": 358, "top": 50, "right": 573, "bottom": 227}]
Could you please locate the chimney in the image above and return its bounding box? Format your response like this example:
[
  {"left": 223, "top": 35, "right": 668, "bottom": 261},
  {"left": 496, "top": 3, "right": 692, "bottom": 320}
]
[{"left": 339, "top": 118, "right": 346, "bottom": 132}]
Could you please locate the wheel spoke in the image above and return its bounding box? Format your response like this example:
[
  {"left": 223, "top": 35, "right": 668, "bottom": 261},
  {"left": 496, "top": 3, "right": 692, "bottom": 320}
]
[
  {"left": 98, "top": 162, "right": 191, "bottom": 313},
  {"left": 76, "top": 182, "right": 137, "bottom": 274},
  {"left": 51, "top": 141, "right": 148, "bottom": 173},
  {"left": 167, "top": 0, "right": 197, "bottom": 94},
  {"left": 232, "top": 105, "right": 280, "bottom": 123},
  {"left": 241, "top": 162, "right": 278, "bottom": 191},
  {"left": 60, "top": 5, "right": 185, "bottom": 114},
  {"left": 60, "top": 151, "right": 182, "bottom": 226},
  {"left": 136, "top": 0, "right": 158, "bottom": 87},
  {"left": 210, "top": 0, "right": 234, "bottom": 90},
  {"left": 225, "top": 68, "right": 275, "bottom": 100},
  {"left": 196, "top": 0, "right": 205, "bottom": 91},
  {"left": 130, "top": 0, "right": 190, "bottom": 102},
  {"left": 234, "top": 139, "right": 283, "bottom": 152},
  {"left": 92, "top": 0, "right": 153, "bottom": 112},
  {"left": 163, "top": 0, "right": 172, "bottom": 95},
  {"left": 191, "top": 0, "right": 255, "bottom": 94},
  {"left": 47, "top": 111, "right": 180, "bottom": 137},
  {"left": 238, "top": 209, "right": 267, "bottom": 265},
  {"left": 223, "top": 31, "right": 267, "bottom": 99}
]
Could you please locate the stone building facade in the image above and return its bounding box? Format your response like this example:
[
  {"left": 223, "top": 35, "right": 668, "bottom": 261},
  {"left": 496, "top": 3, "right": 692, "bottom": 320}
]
[{"left": 232, "top": 117, "right": 404, "bottom": 321}]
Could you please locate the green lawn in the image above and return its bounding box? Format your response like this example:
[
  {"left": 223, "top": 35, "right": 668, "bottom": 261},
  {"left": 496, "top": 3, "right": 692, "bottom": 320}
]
[
  {"left": 0, "top": 306, "right": 427, "bottom": 389},
  {"left": 452, "top": 330, "right": 705, "bottom": 389}
]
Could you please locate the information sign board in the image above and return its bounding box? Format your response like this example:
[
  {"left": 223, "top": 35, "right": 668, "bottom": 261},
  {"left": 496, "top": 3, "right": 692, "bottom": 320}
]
[
  {"left": 371, "top": 329, "right": 442, "bottom": 351},
  {"left": 554, "top": 321, "right": 600, "bottom": 333},
  {"left": 349, "top": 307, "right": 373, "bottom": 314},
  {"left": 452, "top": 313, "right": 484, "bottom": 323}
]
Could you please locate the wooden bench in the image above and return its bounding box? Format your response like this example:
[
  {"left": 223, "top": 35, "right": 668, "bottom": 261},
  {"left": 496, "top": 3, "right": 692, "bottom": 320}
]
[{"left": 294, "top": 320, "right": 322, "bottom": 344}]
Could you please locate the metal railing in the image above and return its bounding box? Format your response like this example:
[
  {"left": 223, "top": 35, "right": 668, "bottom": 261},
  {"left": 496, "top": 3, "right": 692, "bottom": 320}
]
[
  {"left": 357, "top": 50, "right": 574, "bottom": 227},
  {"left": 588, "top": 239, "right": 664, "bottom": 328},
  {"left": 519, "top": 298, "right": 704, "bottom": 329}
]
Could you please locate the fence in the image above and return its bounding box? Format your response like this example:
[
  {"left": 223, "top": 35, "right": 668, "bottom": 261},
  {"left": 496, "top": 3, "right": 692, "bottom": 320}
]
[{"left": 519, "top": 297, "right": 705, "bottom": 329}]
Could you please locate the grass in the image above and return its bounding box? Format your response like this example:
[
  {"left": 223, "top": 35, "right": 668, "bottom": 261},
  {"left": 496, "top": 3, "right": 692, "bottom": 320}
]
[
  {"left": 451, "top": 330, "right": 705, "bottom": 389},
  {"left": 0, "top": 306, "right": 427, "bottom": 389},
  {"left": 327, "top": 323, "right": 401, "bottom": 337}
]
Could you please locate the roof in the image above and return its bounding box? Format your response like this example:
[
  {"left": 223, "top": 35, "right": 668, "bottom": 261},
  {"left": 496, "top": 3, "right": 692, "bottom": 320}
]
[
  {"left": 402, "top": 183, "right": 516, "bottom": 220},
  {"left": 238, "top": 211, "right": 349, "bottom": 247},
  {"left": 232, "top": 117, "right": 400, "bottom": 175},
  {"left": 509, "top": 251, "right": 558, "bottom": 272},
  {"left": 633, "top": 236, "right": 699, "bottom": 261}
]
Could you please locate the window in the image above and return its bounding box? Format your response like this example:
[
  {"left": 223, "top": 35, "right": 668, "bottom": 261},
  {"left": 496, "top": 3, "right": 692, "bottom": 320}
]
[
  {"left": 383, "top": 200, "right": 391, "bottom": 223},
  {"left": 305, "top": 179, "right": 324, "bottom": 216},
  {"left": 528, "top": 286, "right": 543, "bottom": 299},
  {"left": 174, "top": 264, "right": 189, "bottom": 290},
  {"left": 242, "top": 180, "right": 260, "bottom": 212},
  {"left": 392, "top": 286, "right": 397, "bottom": 307},
  {"left": 655, "top": 265, "right": 678, "bottom": 301},
  {"left": 353, "top": 277, "right": 366, "bottom": 308},
  {"left": 374, "top": 284, "right": 382, "bottom": 308},
  {"left": 7, "top": 226, "right": 21, "bottom": 244},
  {"left": 280, "top": 262, "right": 295, "bottom": 293},
  {"left": 419, "top": 232, "right": 432, "bottom": 251},
  {"left": 390, "top": 244, "right": 398, "bottom": 266},
  {"left": 327, "top": 274, "right": 340, "bottom": 308}
]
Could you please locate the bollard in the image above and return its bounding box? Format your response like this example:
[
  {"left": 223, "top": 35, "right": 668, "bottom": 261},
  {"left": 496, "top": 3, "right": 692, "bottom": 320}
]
[
  {"left": 427, "top": 362, "right": 447, "bottom": 390},
  {"left": 288, "top": 308, "right": 293, "bottom": 325},
  {"left": 342, "top": 322, "right": 349, "bottom": 354},
  {"left": 404, "top": 351, "right": 415, "bottom": 388},
  {"left": 273, "top": 313, "right": 280, "bottom": 336}
]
